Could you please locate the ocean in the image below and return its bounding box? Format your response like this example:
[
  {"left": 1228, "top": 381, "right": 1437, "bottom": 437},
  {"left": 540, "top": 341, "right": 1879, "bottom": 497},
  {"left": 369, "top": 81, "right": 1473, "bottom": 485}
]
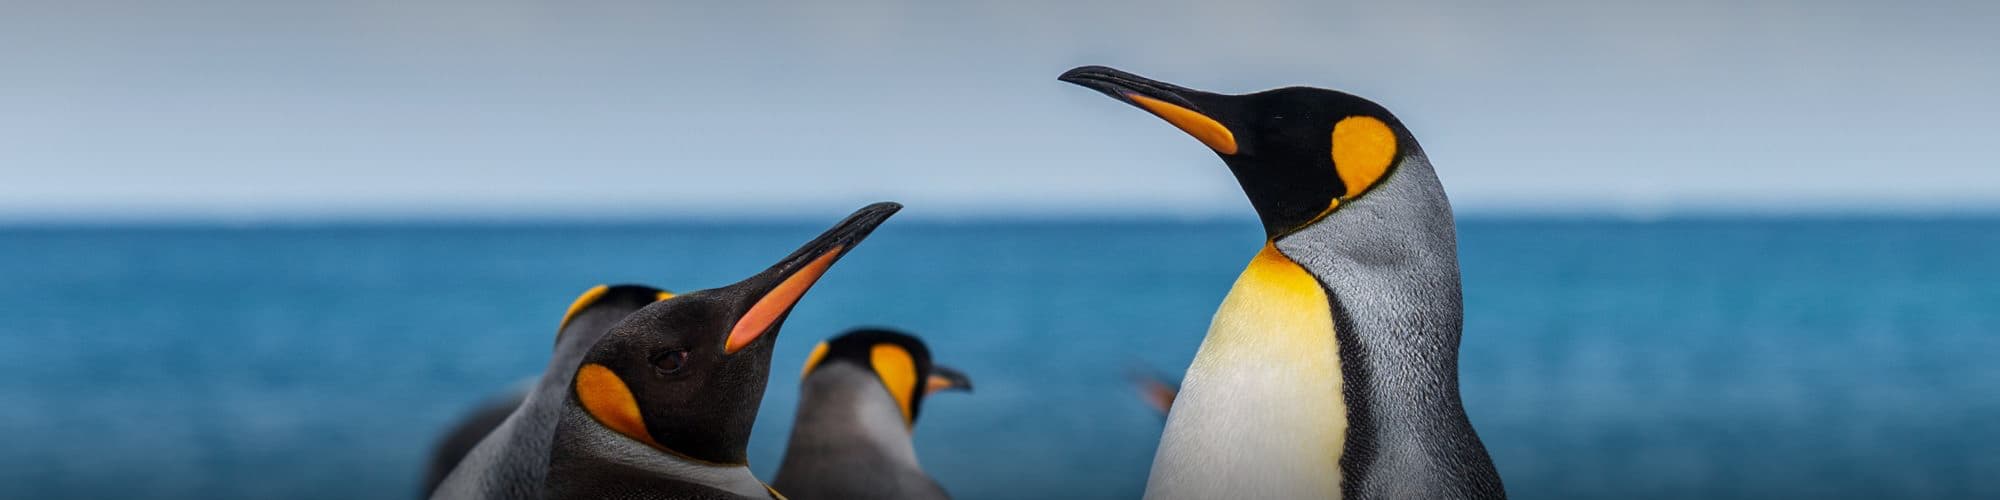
[{"left": 1, "top": 218, "right": 1995, "bottom": 499}]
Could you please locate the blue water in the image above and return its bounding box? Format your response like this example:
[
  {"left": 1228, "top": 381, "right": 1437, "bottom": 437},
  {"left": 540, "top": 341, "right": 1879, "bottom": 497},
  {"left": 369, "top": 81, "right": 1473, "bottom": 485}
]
[{"left": 1, "top": 218, "right": 1995, "bottom": 499}]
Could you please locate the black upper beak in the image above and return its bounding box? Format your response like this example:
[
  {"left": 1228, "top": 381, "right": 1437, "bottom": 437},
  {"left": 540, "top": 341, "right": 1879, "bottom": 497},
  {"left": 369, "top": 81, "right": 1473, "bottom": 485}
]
[
  {"left": 1058, "top": 65, "right": 1207, "bottom": 111},
  {"left": 752, "top": 202, "right": 901, "bottom": 285},
  {"left": 927, "top": 364, "right": 974, "bottom": 394},
  {"left": 722, "top": 202, "right": 902, "bottom": 354}
]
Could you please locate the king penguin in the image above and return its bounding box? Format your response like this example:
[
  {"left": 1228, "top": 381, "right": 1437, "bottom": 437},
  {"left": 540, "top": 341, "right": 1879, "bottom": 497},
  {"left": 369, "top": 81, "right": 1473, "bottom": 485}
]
[
  {"left": 772, "top": 328, "right": 972, "bottom": 500},
  {"left": 1060, "top": 66, "right": 1505, "bottom": 499},
  {"left": 421, "top": 283, "right": 673, "bottom": 497},
  {"left": 434, "top": 202, "right": 901, "bottom": 500}
]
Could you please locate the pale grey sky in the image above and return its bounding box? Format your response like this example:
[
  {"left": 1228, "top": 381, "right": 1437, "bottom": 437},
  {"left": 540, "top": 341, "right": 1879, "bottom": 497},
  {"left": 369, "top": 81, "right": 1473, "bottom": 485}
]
[{"left": 3, "top": 0, "right": 1996, "bottom": 219}]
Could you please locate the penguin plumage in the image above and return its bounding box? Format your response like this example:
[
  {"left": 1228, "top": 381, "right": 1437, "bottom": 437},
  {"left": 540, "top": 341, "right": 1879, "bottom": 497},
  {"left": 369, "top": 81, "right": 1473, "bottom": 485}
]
[
  {"left": 429, "top": 284, "right": 674, "bottom": 499},
  {"left": 772, "top": 328, "right": 972, "bottom": 500},
  {"left": 1061, "top": 66, "right": 1504, "bottom": 499},
  {"left": 422, "top": 381, "right": 526, "bottom": 496},
  {"left": 541, "top": 202, "right": 901, "bottom": 500}
]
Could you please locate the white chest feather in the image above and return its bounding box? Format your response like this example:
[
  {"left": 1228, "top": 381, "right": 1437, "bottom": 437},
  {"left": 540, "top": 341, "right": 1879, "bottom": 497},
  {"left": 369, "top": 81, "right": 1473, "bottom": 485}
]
[{"left": 1145, "top": 245, "right": 1348, "bottom": 500}]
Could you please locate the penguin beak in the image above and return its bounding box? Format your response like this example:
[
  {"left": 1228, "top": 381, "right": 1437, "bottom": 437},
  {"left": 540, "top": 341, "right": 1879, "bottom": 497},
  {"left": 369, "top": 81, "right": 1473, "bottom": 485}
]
[
  {"left": 1058, "top": 65, "right": 1239, "bottom": 155},
  {"left": 925, "top": 365, "right": 973, "bottom": 395},
  {"left": 723, "top": 202, "right": 902, "bottom": 354}
]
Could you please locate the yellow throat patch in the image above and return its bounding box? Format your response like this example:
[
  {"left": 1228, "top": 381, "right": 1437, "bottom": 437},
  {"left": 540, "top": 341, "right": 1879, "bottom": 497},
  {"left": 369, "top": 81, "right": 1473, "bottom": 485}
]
[{"left": 1152, "top": 243, "right": 1347, "bottom": 497}]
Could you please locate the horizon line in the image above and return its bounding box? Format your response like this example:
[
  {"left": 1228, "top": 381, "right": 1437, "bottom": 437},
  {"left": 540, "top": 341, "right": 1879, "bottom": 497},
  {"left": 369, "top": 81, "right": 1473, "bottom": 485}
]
[{"left": 6, "top": 204, "right": 2000, "bottom": 227}]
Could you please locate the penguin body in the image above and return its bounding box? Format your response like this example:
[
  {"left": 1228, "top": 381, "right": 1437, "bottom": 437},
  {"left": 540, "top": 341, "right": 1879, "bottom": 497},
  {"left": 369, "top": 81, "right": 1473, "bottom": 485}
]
[
  {"left": 1275, "top": 151, "right": 1491, "bottom": 500},
  {"left": 430, "top": 284, "right": 673, "bottom": 499},
  {"left": 540, "top": 203, "right": 900, "bottom": 500},
  {"left": 772, "top": 329, "right": 971, "bottom": 500},
  {"left": 1061, "top": 67, "right": 1503, "bottom": 499},
  {"left": 421, "top": 381, "right": 527, "bottom": 496}
]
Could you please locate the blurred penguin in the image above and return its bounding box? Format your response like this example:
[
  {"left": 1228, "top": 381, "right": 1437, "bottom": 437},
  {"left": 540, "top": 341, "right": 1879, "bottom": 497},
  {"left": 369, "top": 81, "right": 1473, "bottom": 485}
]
[{"left": 772, "top": 329, "right": 972, "bottom": 500}]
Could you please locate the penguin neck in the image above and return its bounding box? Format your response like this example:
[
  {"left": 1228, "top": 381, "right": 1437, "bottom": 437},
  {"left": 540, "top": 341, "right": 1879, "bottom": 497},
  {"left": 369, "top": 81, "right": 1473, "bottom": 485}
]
[
  {"left": 548, "top": 398, "right": 770, "bottom": 499},
  {"left": 781, "top": 363, "right": 922, "bottom": 470}
]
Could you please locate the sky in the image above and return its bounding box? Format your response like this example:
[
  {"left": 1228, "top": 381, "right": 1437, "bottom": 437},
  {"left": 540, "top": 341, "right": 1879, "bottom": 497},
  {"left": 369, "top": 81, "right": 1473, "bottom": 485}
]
[{"left": 2, "top": 0, "right": 1997, "bottom": 220}]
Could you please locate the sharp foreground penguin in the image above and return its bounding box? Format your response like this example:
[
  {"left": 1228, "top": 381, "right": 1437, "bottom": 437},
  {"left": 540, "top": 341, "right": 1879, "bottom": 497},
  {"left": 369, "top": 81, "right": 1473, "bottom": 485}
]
[
  {"left": 1060, "top": 66, "right": 1505, "bottom": 499},
  {"left": 432, "top": 202, "right": 902, "bottom": 500},
  {"left": 773, "top": 328, "right": 972, "bottom": 500}
]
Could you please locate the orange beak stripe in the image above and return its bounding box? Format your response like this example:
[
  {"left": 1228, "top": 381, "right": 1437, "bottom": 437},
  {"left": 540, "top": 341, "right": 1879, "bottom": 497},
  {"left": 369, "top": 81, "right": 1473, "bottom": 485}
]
[
  {"left": 726, "top": 245, "right": 845, "bottom": 354},
  {"left": 1127, "top": 93, "right": 1238, "bottom": 155},
  {"left": 925, "top": 374, "right": 958, "bottom": 395}
]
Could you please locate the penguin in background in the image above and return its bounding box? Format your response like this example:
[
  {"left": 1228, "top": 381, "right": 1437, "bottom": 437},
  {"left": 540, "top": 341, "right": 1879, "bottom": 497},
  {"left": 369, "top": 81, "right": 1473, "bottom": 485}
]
[
  {"left": 434, "top": 202, "right": 901, "bottom": 500},
  {"left": 1126, "top": 366, "right": 1179, "bottom": 419},
  {"left": 772, "top": 328, "right": 973, "bottom": 500},
  {"left": 1060, "top": 67, "right": 1505, "bottom": 499},
  {"left": 421, "top": 284, "right": 674, "bottom": 497}
]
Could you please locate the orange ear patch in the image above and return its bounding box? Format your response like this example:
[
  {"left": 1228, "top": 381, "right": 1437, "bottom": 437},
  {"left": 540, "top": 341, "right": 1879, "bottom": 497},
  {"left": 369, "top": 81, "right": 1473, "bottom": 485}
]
[
  {"left": 1128, "top": 94, "right": 1239, "bottom": 155},
  {"left": 800, "top": 341, "right": 832, "bottom": 381},
  {"left": 727, "top": 246, "right": 844, "bottom": 354},
  {"left": 1332, "top": 116, "right": 1397, "bottom": 198},
  {"left": 575, "top": 363, "right": 661, "bottom": 448},
  {"left": 559, "top": 285, "right": 611, "bottom": 333},
  {"left": 870, "top": 343, "right": 919, "bottom": 426}
]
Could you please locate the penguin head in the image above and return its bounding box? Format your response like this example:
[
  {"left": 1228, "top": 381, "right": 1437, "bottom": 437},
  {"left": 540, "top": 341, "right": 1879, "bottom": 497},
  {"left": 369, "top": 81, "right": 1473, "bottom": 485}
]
[
  {"left": 567, "top": 202, "right": 900, "bottom": 465},
  {"left": 1060, "top": 65, "right": 1428, "bottom": 241},
  {"left": 799, "top": 328, "right": 972, "bottom": 428}
]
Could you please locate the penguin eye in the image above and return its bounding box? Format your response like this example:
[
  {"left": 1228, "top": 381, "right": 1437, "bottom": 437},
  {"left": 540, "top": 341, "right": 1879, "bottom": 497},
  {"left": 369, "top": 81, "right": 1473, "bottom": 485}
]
[{"left": 651, "top": 349, "right": 691, "bottom": 375}]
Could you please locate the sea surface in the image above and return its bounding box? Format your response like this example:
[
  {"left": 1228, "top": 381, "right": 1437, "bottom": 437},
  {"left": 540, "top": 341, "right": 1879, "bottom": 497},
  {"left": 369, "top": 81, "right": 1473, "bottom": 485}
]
[{"left": 1, "top": 217, "right": 1995, "bottom": 499}]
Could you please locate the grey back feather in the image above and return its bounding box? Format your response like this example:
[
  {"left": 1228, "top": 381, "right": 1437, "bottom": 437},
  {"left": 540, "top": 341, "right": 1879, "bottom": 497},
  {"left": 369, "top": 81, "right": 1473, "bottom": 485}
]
[{"left": 1275, "top": 150, "right": 1506, "bottom": 499}]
